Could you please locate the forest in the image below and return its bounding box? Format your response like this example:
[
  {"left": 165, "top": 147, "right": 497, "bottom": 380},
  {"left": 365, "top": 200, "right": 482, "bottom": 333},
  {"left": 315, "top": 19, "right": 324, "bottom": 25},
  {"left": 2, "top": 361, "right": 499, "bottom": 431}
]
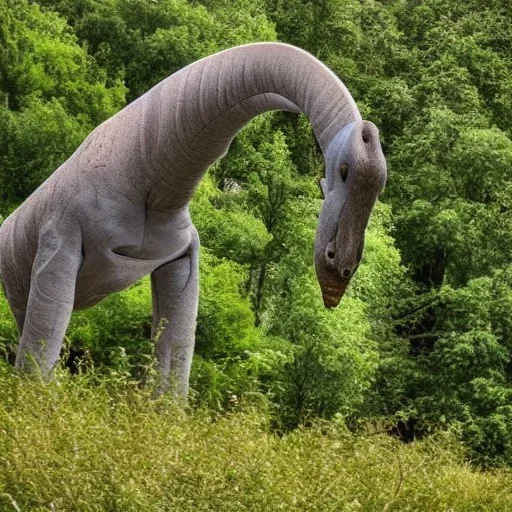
[{"left": 1, "top": 0, "right": 512, "bottom": 509}]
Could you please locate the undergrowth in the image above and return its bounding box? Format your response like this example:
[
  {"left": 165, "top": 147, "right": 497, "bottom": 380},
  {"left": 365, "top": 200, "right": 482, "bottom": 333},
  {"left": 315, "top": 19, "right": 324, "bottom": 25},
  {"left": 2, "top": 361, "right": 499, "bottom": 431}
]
[{"left": 0, "top": 364, "right": 511, "bottom": 511}]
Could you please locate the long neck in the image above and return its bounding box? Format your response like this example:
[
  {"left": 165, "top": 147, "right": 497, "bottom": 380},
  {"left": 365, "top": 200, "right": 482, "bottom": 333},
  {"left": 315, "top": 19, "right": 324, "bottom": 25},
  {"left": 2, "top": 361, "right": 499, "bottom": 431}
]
[{"left": 141, "top": 43, "right": 361, "bottom": 210}]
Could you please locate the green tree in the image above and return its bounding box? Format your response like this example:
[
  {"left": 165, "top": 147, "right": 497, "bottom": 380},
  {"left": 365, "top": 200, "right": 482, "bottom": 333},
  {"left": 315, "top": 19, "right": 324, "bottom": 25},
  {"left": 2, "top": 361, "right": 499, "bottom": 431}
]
[{"left": 0, "top": 0, "right": 125, "bottom": 210}]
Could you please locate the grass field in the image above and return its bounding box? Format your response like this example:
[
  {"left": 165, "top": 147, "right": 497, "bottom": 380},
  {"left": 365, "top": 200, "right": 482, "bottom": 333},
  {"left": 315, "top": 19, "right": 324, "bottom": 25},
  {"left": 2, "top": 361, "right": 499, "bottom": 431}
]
[{"left": 0, "top": 365, "right": 511, "bottom": 512}]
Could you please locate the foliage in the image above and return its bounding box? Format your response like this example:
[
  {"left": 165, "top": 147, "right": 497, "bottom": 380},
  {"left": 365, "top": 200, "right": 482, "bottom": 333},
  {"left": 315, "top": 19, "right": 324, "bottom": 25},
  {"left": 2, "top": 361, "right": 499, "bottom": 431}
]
[
  {"left": 1, "top": 367, "right": 512, "bottom": 511},
  {"left": 1, "top": 0, "right": 512, "bottom": 470},
  {"left": 37, "top": 0, "right": 276, "bottom": 101},
  {"left": 0, "top": 0, "right": 125, "bottom": 210}
]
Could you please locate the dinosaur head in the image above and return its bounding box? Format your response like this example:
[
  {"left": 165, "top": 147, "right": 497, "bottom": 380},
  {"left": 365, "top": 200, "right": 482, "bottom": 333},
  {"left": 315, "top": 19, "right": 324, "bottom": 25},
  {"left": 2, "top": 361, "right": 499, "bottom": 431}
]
[{"left": 314, "top": 120, "right": 387, "bottom": 308}]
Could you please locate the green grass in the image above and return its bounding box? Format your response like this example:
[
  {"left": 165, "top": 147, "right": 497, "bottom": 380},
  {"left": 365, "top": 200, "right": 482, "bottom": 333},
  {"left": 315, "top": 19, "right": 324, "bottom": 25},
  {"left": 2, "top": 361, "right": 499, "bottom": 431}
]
[{"left": 0, "top": 365, "right": 511, "bottom": 511}]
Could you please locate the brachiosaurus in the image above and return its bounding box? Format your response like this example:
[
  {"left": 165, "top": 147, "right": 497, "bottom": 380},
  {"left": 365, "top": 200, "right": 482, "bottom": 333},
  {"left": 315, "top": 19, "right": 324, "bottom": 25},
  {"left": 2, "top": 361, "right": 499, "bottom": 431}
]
[{"left": 0, "top": 43, "right": 387, "bottom": 396}]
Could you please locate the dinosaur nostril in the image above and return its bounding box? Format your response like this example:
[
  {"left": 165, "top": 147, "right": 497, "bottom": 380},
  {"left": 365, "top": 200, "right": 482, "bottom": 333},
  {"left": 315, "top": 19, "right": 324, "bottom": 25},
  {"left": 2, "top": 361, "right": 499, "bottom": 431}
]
[
  {"left": 342, "top": 268, "right": 351, "bottom": 278},
  {"left": 325, "top": 242, "right": 336, "bottom": 263}
]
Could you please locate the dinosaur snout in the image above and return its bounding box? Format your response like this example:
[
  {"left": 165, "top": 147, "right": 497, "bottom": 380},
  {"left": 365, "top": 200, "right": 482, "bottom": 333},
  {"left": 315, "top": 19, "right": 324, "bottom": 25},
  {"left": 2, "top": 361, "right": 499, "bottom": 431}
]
[{"left": 319, "top": 238, "right": 363, "bottom": 308}]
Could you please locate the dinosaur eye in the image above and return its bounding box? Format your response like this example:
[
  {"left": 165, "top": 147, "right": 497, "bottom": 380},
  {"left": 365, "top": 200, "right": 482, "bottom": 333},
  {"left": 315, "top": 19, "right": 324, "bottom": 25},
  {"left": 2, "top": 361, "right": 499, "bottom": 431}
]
[{"left": 340, "top": 163, "right": 348, "bottom": 181}]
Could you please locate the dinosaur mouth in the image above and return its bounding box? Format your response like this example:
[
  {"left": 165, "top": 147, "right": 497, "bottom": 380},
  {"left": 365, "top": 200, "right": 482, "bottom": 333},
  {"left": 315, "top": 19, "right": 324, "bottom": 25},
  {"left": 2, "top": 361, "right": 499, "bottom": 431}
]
[{"left": 321, "top": 279, "right": 350, "bottom": 308}]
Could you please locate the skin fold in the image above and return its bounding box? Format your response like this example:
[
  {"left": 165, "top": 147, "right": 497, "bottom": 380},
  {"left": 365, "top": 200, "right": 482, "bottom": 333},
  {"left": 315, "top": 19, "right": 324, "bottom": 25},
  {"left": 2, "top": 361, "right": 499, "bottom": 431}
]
[{"left": 0, "top": 43, "right": 387, "bottom": 396}]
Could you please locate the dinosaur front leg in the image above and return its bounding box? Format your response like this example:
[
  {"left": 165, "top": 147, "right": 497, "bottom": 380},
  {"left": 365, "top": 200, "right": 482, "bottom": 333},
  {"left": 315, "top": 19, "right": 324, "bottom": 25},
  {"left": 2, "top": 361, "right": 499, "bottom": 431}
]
[
  {"left": 151, "top": 228, "right": 199, "bottom": 398},
  {"left": 15, "top": 225, "right": 82, "bottom": 377}
]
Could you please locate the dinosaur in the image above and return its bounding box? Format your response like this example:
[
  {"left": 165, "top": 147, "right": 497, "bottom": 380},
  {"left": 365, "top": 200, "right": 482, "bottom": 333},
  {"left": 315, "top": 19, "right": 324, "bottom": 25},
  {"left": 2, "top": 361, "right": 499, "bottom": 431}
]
[{"left": 0, "top": 43, "right": 387, "bottom": 396}]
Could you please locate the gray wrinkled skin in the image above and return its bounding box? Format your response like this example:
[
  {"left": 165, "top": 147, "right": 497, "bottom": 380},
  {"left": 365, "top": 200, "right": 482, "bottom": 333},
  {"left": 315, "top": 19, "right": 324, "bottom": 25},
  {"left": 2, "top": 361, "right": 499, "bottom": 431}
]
[{"left": 0, "top": 43, "right": 386, "bottom": 396}]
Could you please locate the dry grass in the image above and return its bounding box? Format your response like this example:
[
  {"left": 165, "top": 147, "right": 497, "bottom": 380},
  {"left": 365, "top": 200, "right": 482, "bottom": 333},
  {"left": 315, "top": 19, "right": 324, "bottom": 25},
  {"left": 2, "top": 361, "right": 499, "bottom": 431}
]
[{"left": 0, "top": 365, "right": 511, "bottom": 511}]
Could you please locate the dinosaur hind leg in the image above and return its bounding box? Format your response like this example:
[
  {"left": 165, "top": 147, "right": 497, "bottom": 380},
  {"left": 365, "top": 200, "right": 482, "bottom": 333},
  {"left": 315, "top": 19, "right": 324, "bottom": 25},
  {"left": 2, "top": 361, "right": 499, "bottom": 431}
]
[{"left": 150, "top": 228, "right": 199, "bottom": 398}]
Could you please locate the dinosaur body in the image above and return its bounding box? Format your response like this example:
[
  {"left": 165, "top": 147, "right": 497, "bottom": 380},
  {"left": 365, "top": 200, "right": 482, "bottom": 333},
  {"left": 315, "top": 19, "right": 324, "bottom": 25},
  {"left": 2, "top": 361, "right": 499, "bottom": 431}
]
[{"left": 0, "top": 43, "right": 386, "bottom": 395}]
